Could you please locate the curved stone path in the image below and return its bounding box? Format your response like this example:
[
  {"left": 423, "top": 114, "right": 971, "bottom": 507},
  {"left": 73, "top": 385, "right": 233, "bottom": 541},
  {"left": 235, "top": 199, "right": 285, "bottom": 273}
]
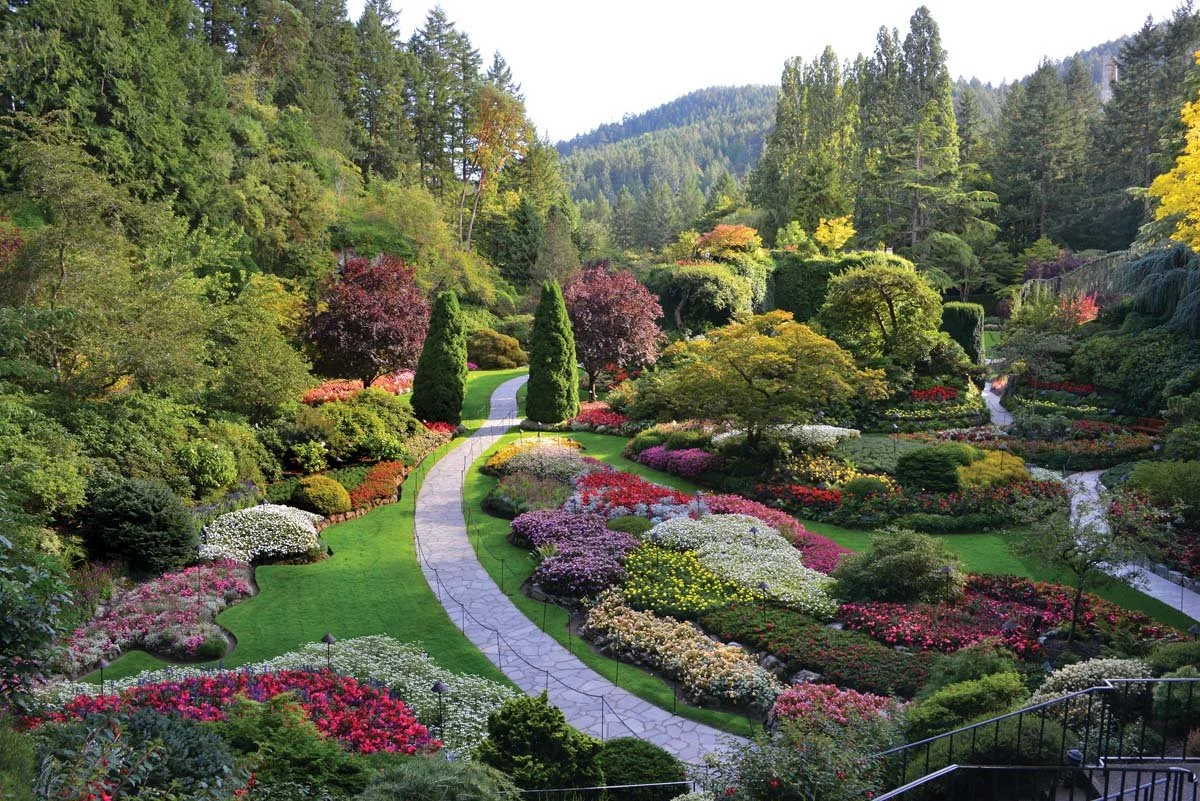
[{"left": 412, "top": 376, "right": 738, "bottom": 762}]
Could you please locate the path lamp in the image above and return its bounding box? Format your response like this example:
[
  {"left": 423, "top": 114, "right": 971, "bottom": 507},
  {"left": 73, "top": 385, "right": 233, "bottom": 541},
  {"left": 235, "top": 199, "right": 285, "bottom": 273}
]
[
  {"left": 432, "top": 680, "right": 450, "bottom": 736},
  {"left": 322, "top": 632, "right": 336, "bottom": 668},
  {"left": 1189, "top": 623, "right": 1200, "bottom": 640},
  {"left": 757, "top": 581, "right": 769, "bottom": 603},
  {"left": 97, "top": 658, "right": 110, "bottom": 695},
  {"left": 891, "top": 424, "right": 899, "bottom": 458}
]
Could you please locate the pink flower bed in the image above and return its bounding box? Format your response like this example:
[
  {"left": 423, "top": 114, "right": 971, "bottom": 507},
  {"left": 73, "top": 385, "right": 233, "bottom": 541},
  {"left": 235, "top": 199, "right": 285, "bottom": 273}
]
[
  {"left": 572, "top": 402, "right": 630, "bottom": 429},
  {"left": 58, "top": 560, "right": 253, "bottom": 675},
  {"left": 636, "top": 445, "right": 724, "bottom": 479},
  {"left": 38, "top": 669, "right": 438, "bottom": 755},
  {"left": 772, "top": 682, "right": 898, "bottom": 727},
  {"left": 302, "top": 371, "right": 415, "bottom": 405},
  {"left": 705, "top": 493, "right": 850, "bottom": 574}
]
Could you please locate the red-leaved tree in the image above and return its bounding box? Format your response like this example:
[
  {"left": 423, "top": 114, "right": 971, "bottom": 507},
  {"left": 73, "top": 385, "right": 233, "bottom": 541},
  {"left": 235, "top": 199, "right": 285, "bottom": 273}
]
[
  {"left": 564, "top": 262, "right": 665, "bottom": 401},
  {"left": 307, "top": 255, "right": 431, "bottom": 385}
]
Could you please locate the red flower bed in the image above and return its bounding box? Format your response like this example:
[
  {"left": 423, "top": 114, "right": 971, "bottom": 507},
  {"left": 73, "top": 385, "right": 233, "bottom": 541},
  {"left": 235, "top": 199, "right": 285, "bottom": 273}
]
[
  {"left": 349, "top": 461, "right": 408, "bottom": 508},
  {"left": 910, "top": 386, "right": 959, "bottom": 403},
  {"left": 572, "top": 402, "right": 630, "bottom": 429},
  {"left": 1028, "top": 379, "right": 1095, "bottom": 395},
  {"left": 302, "top": 372, "right": 414, "bottom": 405},
  {"left": 754, "top": 484, "right": 843, "bottom": 516},
  {"left": 570, "top": 469, "right": 694, "bottom": 517},
  {"left": 772, "top": 683, "right": 898, "bottom": 727},
  {"left": 705, "top": 494, "right": 850, "bottom": 574},
  {"left": 37, "top": 669, "right": 438, "bottom": 755},
  {"left": 423, "top": 421, "right": 457, "bottom": 436}
]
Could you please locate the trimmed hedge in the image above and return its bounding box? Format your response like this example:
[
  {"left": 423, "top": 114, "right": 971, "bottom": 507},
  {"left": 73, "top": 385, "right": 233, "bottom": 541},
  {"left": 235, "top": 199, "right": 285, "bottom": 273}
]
[
  {"left": 291, "top": 475, "right": 352, "bottom": 516},
  {"left": 896, "top": 444, "right": 979, "bottom": 493},
  {"left": 468, "top": 328, "right": 529, "bottom": 370},
  {"left": 942, "top": 302, "right": 984, "bottom": 364},
  {"left": 769, "top": 253, "right": 839, "bottom": 321}
]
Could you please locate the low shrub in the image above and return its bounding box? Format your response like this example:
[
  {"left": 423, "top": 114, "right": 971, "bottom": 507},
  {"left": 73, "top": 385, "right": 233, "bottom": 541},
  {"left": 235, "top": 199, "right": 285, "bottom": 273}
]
[
  {"left": 483, "top": 473, "right": 571, "bottom": 518},
  {"left": 896, "top": 445, "right": 976, "bottom": 493},
  {"left": 596, "top": 738, "right": 686, "bottom": 801},
  {"left": 607, "top": 515, "right": 654, "bottom": 536},
  {"left": 1152, "top": 666, "right": 1200, "bottom": 733},
  {"left": 1146, "top": 640, "right": 1200, "bottom": 675},
  {"left": 177, "top": 440, "right": 238, "bottom": 496},
  {"left": 199, "top": 504, "right": 322, "bottom": 563},
  {"left": 468, "top": 328, "right": 528, "bottom": 370},
  {"left": 88, "top": 478, "right": 199, "bottom": 576},
  {"left": 842, "top": 475, "right": 891, "bottom": 498},
  {"left": 905, "top": 672, "right": 1029, "bottom": 740},
  {"left": 495, "top": 314, "right": 534, "bottom": 348},
  {"left": 905, "top": 713, "right": 1072, "bottom": 785},
  {"left": 291, "top": 474, "right": 352, "bottom": 516},
  {"left": 1128, "top": 461, "right": 1200, "bottom": 525},
  {"left": 922, "top": 641, "right": 1023, "bottom": 694},
  {"left": 895, "top": 512, "right": 996, "bottom": 533},
  {"left": 477, "top": 692, "right": 603, "bottom": 791},
  {"left": 361, "top": 758, "right": 518, "bottom": 801},
  {"left": 958, "top": 450, "right": 1029, "bottom": 489},
  {"left": 834, "top": 528, "right": 965, "bottom": 604}
]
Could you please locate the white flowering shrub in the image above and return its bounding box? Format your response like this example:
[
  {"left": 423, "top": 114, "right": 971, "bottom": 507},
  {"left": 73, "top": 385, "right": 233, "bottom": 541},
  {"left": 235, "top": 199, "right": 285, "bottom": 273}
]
[
  {"left": 199, "top": 504, "right": 322, "bottom": 563},
  {"left": 712, "top": 424, "right": 860, "bottom": 451},
  {"left": 647, "top": 514, "right": 837, "bottom": 619},
  {"left": 1030, "top": 658, "right": 1152, "bottom": 705},
  {"left": 1027, "top": 467, "right": 1066, "bottom": 484},
  {"left": 37, "top": 635, "right": 518, "bottom": 755}
]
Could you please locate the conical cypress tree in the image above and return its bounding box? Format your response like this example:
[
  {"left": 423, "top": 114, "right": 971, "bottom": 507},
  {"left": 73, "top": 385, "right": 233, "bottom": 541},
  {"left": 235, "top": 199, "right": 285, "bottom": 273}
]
[
  {"left": 412, "top": 290, "right": 468, "bottom": 424},
  {"left": 526, "top": 280, "right": 579, "bottom": 423}
]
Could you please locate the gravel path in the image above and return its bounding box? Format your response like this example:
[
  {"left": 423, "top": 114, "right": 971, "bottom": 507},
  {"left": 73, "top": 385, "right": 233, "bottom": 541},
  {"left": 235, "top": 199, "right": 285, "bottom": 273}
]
[{"left": 412, "top": 375, "right": 741, "bottom": 762}]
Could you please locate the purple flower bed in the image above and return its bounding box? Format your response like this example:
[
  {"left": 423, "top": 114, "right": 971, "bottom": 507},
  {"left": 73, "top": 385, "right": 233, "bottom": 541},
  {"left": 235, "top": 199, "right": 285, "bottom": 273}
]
[
  {"left": 511, "top": 510, "right": 640, "bottom": 598},
  {"left": 636, "top": 445, "right": 725, "bottom": 479}
]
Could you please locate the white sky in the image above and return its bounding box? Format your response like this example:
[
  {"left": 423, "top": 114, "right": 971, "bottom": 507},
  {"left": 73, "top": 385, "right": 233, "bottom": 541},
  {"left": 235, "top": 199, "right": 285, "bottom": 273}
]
[{"left": 346, "top": 0, "right": 1184, "bottom": 142}]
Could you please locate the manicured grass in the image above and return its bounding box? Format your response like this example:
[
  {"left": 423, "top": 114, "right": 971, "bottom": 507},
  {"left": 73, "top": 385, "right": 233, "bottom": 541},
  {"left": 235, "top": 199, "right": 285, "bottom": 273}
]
[
  {"left": 464, "top": 433, "right": 756, "bottom": 738},
  {"left": 983, "top": 329, "right": 1002, "bottom": 357},
  {"left": 85, "top": 369, "right": 527, "bottom": 684}
]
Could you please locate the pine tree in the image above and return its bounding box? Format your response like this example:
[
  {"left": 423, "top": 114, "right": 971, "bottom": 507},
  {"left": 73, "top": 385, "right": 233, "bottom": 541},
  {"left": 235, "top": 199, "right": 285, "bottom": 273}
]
[
  {"left": 411, "top": 290, "right": 468, "bottom": 424},
  {"left": 526, "top": 281, "right": 579, "bottom": 424},
  {"left": 351, "top": 0, "right": 410, "bottom": 179},
  {"left": 634, "top": 179, "right": 678, "bottom": 249},
  {"left": 533, "top": 206, "right": 580, "bottom": 285},
  {"left": 610, "top": 187, "right": 636, "bottom": 249}
]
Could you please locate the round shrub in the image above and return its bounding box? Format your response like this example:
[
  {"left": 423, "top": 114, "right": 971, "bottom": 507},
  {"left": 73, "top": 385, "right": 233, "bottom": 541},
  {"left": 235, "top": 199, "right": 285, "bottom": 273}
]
[
  {"left": 842, "top": 475, "right": 891, "bottom": 498},
  {"left": 958, "top": 450, "right": 1029, "bottom": 489},
  {"left": 1152, "top": 666, "right": 1200, "bottom": 733},
  {"left": 468, "top": 328, "right": 529, "bottom": 370},
  {"left": 833, "top": 527, "right": 965, "bottom": 604},
  {"left": 88, "top": 478, "right": 199, "bottom": 575},
  {"left": 906, "top": 672, "right": 1030, "bottom": 740},
  {"left": 361, "top": 758, "right": 517, "bottom": 801},
  {"left": 477, "top": 692, "right": 603, "bottom": 790},
  {"left": 291, "top": 475, "right": 352, "bottom": 516},
  {"left": 176, "top": 440, "right": 238, "bottom": 496},
  {"left": 596, "top": 738, "right": 686, "bottom": 801},
  {"left": 1146, "top": 640, "right": 1200, "bottom": 675},
  {"left": 895, "top": 444, "right": 978, "bottom": 493},
  {"left": 607, "top": 515, "right": 654, "bottom": 536}
]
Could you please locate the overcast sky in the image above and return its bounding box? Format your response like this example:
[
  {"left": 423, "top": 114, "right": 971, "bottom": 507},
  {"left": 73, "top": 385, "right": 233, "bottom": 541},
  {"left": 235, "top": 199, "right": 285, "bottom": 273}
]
[{"left": 345, "top": 0, "right": 1183, "bottom": 142}]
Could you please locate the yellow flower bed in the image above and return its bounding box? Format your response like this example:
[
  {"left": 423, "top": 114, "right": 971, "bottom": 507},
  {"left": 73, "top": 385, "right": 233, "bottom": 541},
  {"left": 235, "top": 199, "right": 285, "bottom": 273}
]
[
  {"left": 483, "top": 436, "right": 582, "bottom": 474},
  {"left": 622, "top": 545, "right": 755, "bottom": 619}
]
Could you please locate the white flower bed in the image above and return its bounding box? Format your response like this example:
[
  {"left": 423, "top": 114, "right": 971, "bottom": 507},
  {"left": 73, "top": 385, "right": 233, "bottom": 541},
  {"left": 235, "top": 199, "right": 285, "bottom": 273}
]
[
  {"left": 584, "top": 590, "right": 781, "bottom": 709},
  {"left": 647, "top": 514, "right": 837, "bottom": 619},
  {"left": 199, "top": 504, "right": 322, "bottom": 563},
  {"left": 1029, "top": 657, "right": 1152, "bottom": 705},
  {"left": 38, "top": 635, "right": 518, "bottom": 755},
  {"left": 712, "top": 424, "right": 860, "bottom": 451},
  {"left": 1028, "top": 466, "right": 1066, "bottom": 484}
]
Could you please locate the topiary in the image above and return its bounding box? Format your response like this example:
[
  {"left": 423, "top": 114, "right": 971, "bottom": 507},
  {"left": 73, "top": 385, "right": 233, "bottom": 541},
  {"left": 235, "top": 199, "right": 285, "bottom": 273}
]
[
  {"left": 468, "top": 328, "right": 529, "bottom": 370},
  {"left": 895, "top": 444, "right": 978, "bottom": 493},
  {"left": 608, "top": 515, "right": 654, "bottom": 536},
  {"left": 476, "top": 692, "right": 603, "bottom": 790},
  {"left": 834, "top": 527, "right": 965, "bottom": 604},
  {"left": 360, "top": 757, "right": 518, "bottom": 801},
  {"left": 292, "top": 475, "right": 352, "bottom": 516},
  {"left": 413, "top": 290, "right": 469, "bottom": 425},
  {"left": 88, "top": 478, "right": 199, "bottom": 575},
  {"left": 526, "top": 281, "right": 580, "bottom": 424},
  {"left": 596, "top": 738, "right": 686, "bottom": 801},
  {"left": 941, "top": 302, "right": 985, "bottom": 364},
  {"left": 842, "top": 475, "right": 891, "bottom": 498}
]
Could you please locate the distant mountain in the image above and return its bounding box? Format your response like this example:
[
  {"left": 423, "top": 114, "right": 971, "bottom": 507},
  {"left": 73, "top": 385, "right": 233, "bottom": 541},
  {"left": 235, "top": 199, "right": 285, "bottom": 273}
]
[{"left": 556, "top": 85, "right": 777, "bottom": 205}]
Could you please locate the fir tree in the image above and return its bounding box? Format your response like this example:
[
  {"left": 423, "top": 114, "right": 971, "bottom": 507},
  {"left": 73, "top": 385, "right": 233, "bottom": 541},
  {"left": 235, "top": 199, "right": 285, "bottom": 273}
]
[
  {"left": 526, "top": 281, "right": 579, "bottom": 423},
  {"left": 411, "top": 290, "right": 468, "bottom": 424}
]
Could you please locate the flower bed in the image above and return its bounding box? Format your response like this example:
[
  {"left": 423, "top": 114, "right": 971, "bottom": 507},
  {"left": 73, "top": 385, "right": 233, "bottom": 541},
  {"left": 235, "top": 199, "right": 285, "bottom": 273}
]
[
  {"left": 875, "top": 392, "right": 988, "bottom": 432},
  {"left": 782, "top": 453, "right": 857, "bottom": 487},
  {"left": 199, "top": 504, "right": 322, "bottom": 563},
  {"left": 711, "top": 424, "right": 861, "bottom": 451},
  {"left": 635, "top": 445, "right": 725, "bottom": 479},
  {"left": 700, "top": 603, "right": 938, "bottom": 697},
  {"left": 772, "top": 683, "right": 900, "bottom": 728},
  {"left": 910, "top": 386, "right": 959, "bottom": 403},
  {"left": 483, "top": 437, "right": 583, "bottom": 476},
  {"left": 302, "top": 371, "right": 415, "bottom": 405},
  {"left": 564, "top": 468, "right": 701, "bottom": 522},
  {"left": 570, "top": 402, "right": 632, "bottom": 432},
  {"left": 494, "top": 444, "right": 592, "bottom": 482},
  {"left": 39, "top": 669, "right": 437, "bottom": 755},
  {"left": 583, "top": 590, "right": 780, "bottom": 709},
  {"left": 922, "top": 426, "right": 1155, "bottom": 470},
  {"left": 348, "top": 460, "right": 408, "bottom": 507},
  {"left": 646, "top": 515, "right": 837, "bottom": 619},
  {"left": 1027, "top": 380, "right": 1095, "bottom": 395},
  {"left": 510, "top": 510, "right": 640, "bottom": 597},
  {"left": 704, "top": 494, "right": 850, "bottom": 574},
  {"left": 622, "top": 545, "right": 755, "bottom": 618},
  {"left": 57, "top": 560, "right": 252, "bottom": 676}
]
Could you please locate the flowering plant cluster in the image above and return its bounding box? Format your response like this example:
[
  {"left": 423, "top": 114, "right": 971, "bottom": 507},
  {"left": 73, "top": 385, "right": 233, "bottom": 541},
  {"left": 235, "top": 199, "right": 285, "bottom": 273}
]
[
  {"left": 511, "top": 510, "right": 640, "bottom": 597},
  {"left": 636, "top": 445, "right": 725, "bottom": 479},
  {"left": 57, "top": 560, "right": 251, "bottom": 676},
  {"left": 700, "top": 603, "right": 937, "bottom": 697},
  {"left": 772, "top": 683, "right": 899, "bottom": 729},
  {"left": 704, "top": 494, "right": 850, "bottom": 574},
  {"left": 565, "top": 468, "right": 702, "bottom": 522},
  {"left": 646, "top": 515, "right": 837, "bottom": 618},
  {"left": 583, "top": 590, "right": 781, "bottom": 709},
  {"left": 622, "top": 545, "right": 755, "bottom": 618},
  {"left": 199, "top": 504, "right": 322, "bottom": 563},
  {"left": 712, "top": 424, "right": 860, "bottom": 452},
  {"left": 570, "top": 402, "right": 631, "bottom": 431},
  {"left": 39, "top": 669, "right": 438, "bottom": 755},
  {"left": 910, "top": 386, "right": 959, "bottom": 403},
  {"left": 483, "top": 437, "right": 582, "bottom": 476},
  {"left": 1027, "top": 380, "right": 1096, "bottom": 395},
  {"left": 301, "top": 371, "right": 415, "bottom": 405},
  {"left": 752, "top": 483, "right": 844, "bottom": 517},
  {"left": 423, "top": 420, "right": 457, "bottom": 436},
  {"left": 1029, "top": 658, "right": 1151, "bottom": 706},
  {"left": 496, "top": 444, "right": 592, "bottom": 482},
  {"left": 348, "top": 461, "right": 408, "bottom": 507},
  {"left": 782, "top": 453, "right": 858, "bottom": 487}
]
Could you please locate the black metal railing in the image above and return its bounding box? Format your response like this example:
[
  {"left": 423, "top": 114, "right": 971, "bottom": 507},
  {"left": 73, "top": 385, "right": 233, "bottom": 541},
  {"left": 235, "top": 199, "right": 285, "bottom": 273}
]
[{"left": 875, "top": 763, "right": 1199, "bottom": 801}]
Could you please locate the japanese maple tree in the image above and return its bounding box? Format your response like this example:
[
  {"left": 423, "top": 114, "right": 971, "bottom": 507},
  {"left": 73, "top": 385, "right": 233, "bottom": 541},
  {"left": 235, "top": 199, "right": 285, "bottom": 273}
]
[
  {"left": 563, "top": 263, "right": 665, "bottom": 401},
  {"left": 307, "top": 255, "right": 430, "bottom": 385}
]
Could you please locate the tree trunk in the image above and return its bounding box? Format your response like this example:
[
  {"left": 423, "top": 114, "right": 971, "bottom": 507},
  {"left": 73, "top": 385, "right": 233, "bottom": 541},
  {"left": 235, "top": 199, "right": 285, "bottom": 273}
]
[
  {"left": 1068, "top": 586, "right": 1084, "bottom": 645},
  {"left": 587, "top": 370, "right": 598, "bottom": 402}
]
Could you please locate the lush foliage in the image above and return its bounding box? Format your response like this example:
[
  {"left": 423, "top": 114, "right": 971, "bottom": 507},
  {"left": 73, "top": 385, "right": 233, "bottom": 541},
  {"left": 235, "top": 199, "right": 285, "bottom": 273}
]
[
  {"left": 198, "top": 504, "right": 322, "bottom": 563},
  {"left": 291, "top": 474, "right": 352, "bottom": 516},
  {"left": 87, "top": 478, "right": 199, "bottom": 576},
  {"left": 595, "top": 738, "right": 686, "bottom": 801},
  {"left": 468, "top": 328, "right": 528, "bottom": 370},
  {"left": 833, "top": 528, "right": 965, "bottom": 604},
  {"left": 476, "top": 692, "right": 603, "bottom": 790},
  {"left": 412, "top": 290, "right": 469, "bottom": 424},
  {"left": 905, "top": 672, "right": 1029, "bottom": 739},
  {"left": 361, "top": 757, "right": 518, "bottom": 801}
]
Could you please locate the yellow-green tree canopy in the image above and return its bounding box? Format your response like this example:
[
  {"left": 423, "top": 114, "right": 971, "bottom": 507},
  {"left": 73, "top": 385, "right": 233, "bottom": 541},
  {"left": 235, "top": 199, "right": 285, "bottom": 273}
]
[
  {"left": 1150, "top": 54, "right": 1200, "bottom": 252},
  {"left": 647, "top": 311, "right": 885, "bottom": 443}
]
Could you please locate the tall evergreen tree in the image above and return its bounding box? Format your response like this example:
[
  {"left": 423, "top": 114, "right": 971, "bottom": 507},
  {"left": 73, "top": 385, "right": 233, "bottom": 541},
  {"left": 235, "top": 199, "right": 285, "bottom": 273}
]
[
  {"left": 526, "top": 281, "right": 579, "bottom": 424},
  {"left": 610, "top": 187, "right": 637, "bottom": 250},
  {"left": 634, "top": 179, "right": 678, "bottom": 249},
  {"left": 533, "top": 206, "right": 581, "bottom": 285},
  {"left": 411, "top": 290, "right": 468, "bottom": 424},
  {"left": 351, "top": 0, "right": 410, "bottom": 179}
]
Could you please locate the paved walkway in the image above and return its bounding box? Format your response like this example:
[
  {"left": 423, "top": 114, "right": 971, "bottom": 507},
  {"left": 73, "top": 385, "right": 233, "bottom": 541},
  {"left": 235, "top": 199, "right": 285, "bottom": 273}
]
[
  {"left": 412, "top": 376, "right": 738, "bottom": 762},
  {"left": 982, "top": 380, "right": 1013, "bottom": 427}
]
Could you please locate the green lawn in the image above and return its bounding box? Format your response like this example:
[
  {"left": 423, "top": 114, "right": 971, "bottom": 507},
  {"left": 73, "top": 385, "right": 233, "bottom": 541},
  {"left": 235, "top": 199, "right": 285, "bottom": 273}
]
[
  {"left": 983, "top": 329, "right": 1002, "bottom": 357},
  {"left": 464, "top": 433, "right": 756, "bottom": 738},
  {"left": 86, "top": 369, "right": 527, "bottom": 683}
]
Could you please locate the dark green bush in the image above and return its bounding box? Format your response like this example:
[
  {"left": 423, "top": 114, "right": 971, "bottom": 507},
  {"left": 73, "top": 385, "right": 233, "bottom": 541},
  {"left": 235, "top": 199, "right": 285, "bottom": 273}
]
[
  {"left": 896, "top": 512, "right": 995, "bottom": 534},
  {"left": 923, "top": 642, "right": 1023, "bottom": 695},
  {"left": 895, "top": 444, "right": 978, "bottom": 493},
  {"left": 1146, "top": 641, "right": 1200, "bottom": 675},
  {"left": 596, "top": 738, "right": 686, "bottom": 801},
  {"left": 906, "top": 673, "right": 1030, "bottom": 740},
  {"left": 904, "top": 714, "right": 1072, "bottom": 791},
  {"left": 123, "top": 708, "right": 240, "bottom": 793},
  {"left": 360, "top": 757, "right": 517, "bottom": 801},
  {"left": 327, "top": 465, "right": 370, "bottom": 492},
  {"left": 1152, "top": 666, "right": 1200, "bottom": 733},
  {"left": 291, "top": 475, "right": 351, "bottom": 516},
  {"left": 941, "top": 302, "right": 984, "bottom": 364},
  {"left": 526, "top": 281, "right": 580, "bottom": 424},
  {"left": 0, "top": 716, "right": 34, "bottom": 801},
  {"left": 413, "top": 290, "right": 469, "bottom": 425},
  {"left": 664, "top": 429, "right": 712, "bottom": 451},
  {"left": 769, "top": 253, "right": 839, "bottom": 322},
  {"left": 1164, "top": 424, "right": 1200, "bottom": 461},
  {"left": 626, "top": 429, "right": 669, "bottom": 456},
  {"left": 608, "top": 515, "right": 654, "bottom": 536},
  {"left": 88, "top": 478, "right": 199, "bottom": 575},
  {"left": 834, "top": 527, "right": 965, "bottom": 603},
  {"left": 193, "top": 635, "right": 228, "bottom": 661},
  {"left": 477, "top": 692, "right": 603, "bottom": 790},
  {"left": 842, "top": 475, "right": 891, "bottom": 498},
  {"left": 468, "top": 328, "right": 529, "bottom": 370}
]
